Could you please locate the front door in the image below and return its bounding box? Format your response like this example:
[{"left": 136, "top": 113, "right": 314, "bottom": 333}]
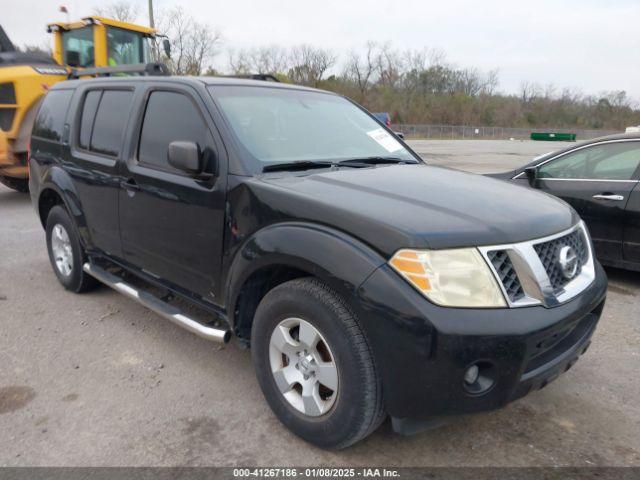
[
  {"left": 118, "top": 86, "right": 226, "bottom": 301},
  {"left": 534, "top": 140, "right": 640, "bottom": 262}
]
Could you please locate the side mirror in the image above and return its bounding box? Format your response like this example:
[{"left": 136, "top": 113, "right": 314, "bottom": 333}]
[
  {"left": 168, "top": 141, "right": 201, "bottom": 174},
  {"left": 394, "top": 131, "right": 405, "bottom": 140},
  {"left": 162, "top": 39, "right": 171, "bottom": 59},
  {"left": 524, "top": 166, "right": 538, "bottom": 186}
]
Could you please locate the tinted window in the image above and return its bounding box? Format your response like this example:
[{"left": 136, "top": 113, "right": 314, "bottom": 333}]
[
  {"left": 32, "top": 90, "right": 73, "bottom": 141},
  {"left": 138, "top": 91, "right": 212, "bottom": 174},
  {"left": 90, "top": 90, "right": 133, "bottom": 157},
  {"left": 79, "top": 90, "right": 102, "bottom": 149},
  {"left": 539, "top": 142, "right": 640, "bottom": 181}
]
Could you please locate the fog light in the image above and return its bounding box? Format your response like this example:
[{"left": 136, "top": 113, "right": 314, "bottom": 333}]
[
  {"left": 463, "top": 361, "right": 496, "bottom": 396},
  {"left": 464, "top": 365, "right": 480, "bottom": 385}
]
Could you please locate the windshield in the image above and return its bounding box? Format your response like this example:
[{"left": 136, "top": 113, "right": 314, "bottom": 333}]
[{"left": 209, "top": 86, "right": 416, "bottom": 168}]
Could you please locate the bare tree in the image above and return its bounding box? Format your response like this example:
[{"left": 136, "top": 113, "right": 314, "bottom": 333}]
[
  {"left": 228, "top": 48, "right": 252, "bottom": 74},
  {"left": 229, "top": 45, "right": 290, "bottom": 75},
  {"left": 93, "top": 1, "right": 140, "bottom": 23},
  {"left": 603, "top": 90, "right": 632, "bottom": 109},
  {"left": 543, "top": 83, "right": 557, "bottom": 99},
  {"left": 343, "top": 42, "right": 377, "bottom": 100},
  {"left": 481, "top": 69, "right": 500, "bottom": 95},
  {"left": 251, "top": 46, "right": 290, "bottom": 74},
  {"left": 288, "top": 45, "right": 336, "bottom": 87},
  {"left": 520, "top": 81, "right": 540, "bottom": 103},
  {"left": 159, "top": 6, "right": 222, "bottom": 75},
  {"left": 375, "top": 43, "right": 404, "bottom": 88}
]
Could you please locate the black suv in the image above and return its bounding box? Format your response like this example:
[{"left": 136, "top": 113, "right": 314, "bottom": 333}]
[{"left": 29, "top": 76, "right": 607, "bottom": 448}]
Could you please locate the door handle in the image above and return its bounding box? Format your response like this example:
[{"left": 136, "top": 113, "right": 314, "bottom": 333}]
[
  {"left": 121, "top": 178, "right": 140, "bottom": 196},
  {"left": 592, "top": 194, "right": 624, "bottom": 201}
]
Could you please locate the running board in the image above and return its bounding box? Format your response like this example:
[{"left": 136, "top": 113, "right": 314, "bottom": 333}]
[{"left": 83, "top": 263, "right": 231, "bottom": 343}]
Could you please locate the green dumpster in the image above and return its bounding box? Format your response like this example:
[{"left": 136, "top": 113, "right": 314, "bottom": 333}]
[{"left": 530, "top": 132, "right": 576, "bottom": 141}]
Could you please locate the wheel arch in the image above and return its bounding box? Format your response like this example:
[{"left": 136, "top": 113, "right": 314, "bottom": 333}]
[
  {"left": 225, "top": 222, "right": 387, "bottom": 340},
  {"left": 36, "top": 167, "right": 87, "bottom": 243}
]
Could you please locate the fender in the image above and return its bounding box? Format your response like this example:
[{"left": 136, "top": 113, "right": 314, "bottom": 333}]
[
  {"left": 225, "top": 221, "right": 388, "bottom": 328},
  {"left": 35, "top": 164, "right": 91, "bottom": 247}
]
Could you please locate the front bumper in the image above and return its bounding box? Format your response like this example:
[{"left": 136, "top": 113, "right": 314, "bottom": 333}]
[{"left": 354, "top": 261, "right": 607, "bottom": 421}]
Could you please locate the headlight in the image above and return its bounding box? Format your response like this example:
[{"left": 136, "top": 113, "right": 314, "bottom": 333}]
[{"left": 389, "top": 248, "right": 506, "bottom": 308}]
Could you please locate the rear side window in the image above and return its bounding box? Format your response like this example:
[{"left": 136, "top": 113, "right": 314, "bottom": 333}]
[
  {"left": 138, "top": 91, "right": 212, "bottom": 174},
  {"left": 84, "top": 90, "right": 133, "bottom": 157},
  {"left": 78, "top": 90, "right": 101, "bottom": 149},
  {"left": 32, "top": 90, "right": 74, "bottom": 141}
]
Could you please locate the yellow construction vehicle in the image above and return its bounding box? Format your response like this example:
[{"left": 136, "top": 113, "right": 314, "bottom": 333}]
[{"left": 0, "top": 17, "right": 161, "bottom": 192}]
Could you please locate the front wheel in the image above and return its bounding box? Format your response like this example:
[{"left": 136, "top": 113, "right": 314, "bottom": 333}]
[
  {"left": 251, "top": 277, "right": 385, "bottom": 449},
  {"left": 46, "top": 205, "right": 97, "bottom": 293}
]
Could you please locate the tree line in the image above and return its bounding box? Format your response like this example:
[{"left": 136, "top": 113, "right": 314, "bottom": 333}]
[
  {"left": 225, "top": 42, "right": 639, "bottom": 131},
  {"left": 22, "top": 1, "right": 640, "bottom": 131}
]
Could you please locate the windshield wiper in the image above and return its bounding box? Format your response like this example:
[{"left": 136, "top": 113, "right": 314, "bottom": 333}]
[
  {"left": 262, "top": 157, "right": 419, "bottom": 172},
  {"left": 337, "top": 156, "right": 419, "bottom": 166},
  {"left": 262, "top": 160, "right": 336, "bottom": 172}
]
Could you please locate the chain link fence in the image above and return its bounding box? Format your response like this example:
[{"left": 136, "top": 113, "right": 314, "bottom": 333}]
[{"left": 392, "top": 124, "right": 620, "bottom": 141}]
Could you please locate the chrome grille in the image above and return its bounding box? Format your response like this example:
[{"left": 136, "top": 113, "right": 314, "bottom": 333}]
[
  {"left": 487, "top": 250, "right": 524, "bottom": 302},
  {"left": 479, "top": 222, "right": 595, "bottom": 308},
  {"left": 533, "top": 230, "right": 588, "bottom": 293}
]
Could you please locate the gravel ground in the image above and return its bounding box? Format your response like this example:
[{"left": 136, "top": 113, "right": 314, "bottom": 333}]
[{"left": 0, "top": 140, "right": 638, "bottom": 466}]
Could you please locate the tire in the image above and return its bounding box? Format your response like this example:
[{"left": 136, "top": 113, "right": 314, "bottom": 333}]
[
  {"left": 0, "top": 175, "right": 29, "bottom": 193},
  {"left": 251, "top": 277, "right": 385, "bottom": 449},
  {"left": 46, "top": 205, "right": 97, "bottom": 293}
]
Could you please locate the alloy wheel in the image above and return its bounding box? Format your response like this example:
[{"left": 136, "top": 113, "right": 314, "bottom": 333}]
[
  {"left": 51, "top": 224, "right": 73, "bottom": 277},
  {"left": 268, "top": 317, "right": 339, "bottom": 417}
]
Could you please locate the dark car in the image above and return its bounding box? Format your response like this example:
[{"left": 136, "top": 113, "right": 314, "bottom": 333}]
[
  {"left": 493, "top": 133, "right": 640, "bottom": 272},
  {"left": 373, "top": 112, "right": 391, "bottom": 127},
  {"left": 29, "top": 76, "right": 607, "bottom": 448}
]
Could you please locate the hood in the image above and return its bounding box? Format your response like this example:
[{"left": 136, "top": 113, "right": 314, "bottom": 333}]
[{"left": 248, "top": 164, "right": 578, "bottom": 257}]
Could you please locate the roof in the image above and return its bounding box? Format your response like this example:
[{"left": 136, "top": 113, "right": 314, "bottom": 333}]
[
  {"left": 200, "top": 76, "right": 326, "bottom": 92},
  {"left": 47, "top": 16, "right": 156, "bottom": 36},
  {"left": 51, "top": 74, "right": 332, "bottom": 95}
]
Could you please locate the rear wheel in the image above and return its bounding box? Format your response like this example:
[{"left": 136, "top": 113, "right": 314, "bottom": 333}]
[
  {"left": 0, "top": 175, "right": 29, "bottom": 193},
  {"left": 46, "top": 206, "right": 97, "bottom": 293},
  {"left": 251, "top": 277, "right": 385, "bottom": 449}
]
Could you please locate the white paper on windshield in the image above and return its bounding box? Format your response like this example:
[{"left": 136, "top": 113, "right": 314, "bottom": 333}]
[{"left": 366, "top": 128, "right": 403, "bottom": 153}]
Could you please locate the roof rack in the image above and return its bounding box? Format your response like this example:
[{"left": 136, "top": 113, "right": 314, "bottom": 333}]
[
  {"left": 220, "top": 74, "right": 280, "bottom": 82},
  {"left": 68, "top": 62, "right": 170, "bottom": 79}
]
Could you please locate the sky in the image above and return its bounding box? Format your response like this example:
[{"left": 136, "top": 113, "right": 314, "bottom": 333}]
[{"left": 3, "top": 0, "right": 640, "bottom": 100}]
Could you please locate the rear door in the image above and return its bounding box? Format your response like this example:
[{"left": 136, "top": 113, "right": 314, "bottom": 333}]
[
  {"left": 118, "top": 84, "right": 227, "bottom": 300},
  {"left": 67, "top": 86, "right": 135, "bottom": 257},
  {"left": 534, "top": 140, "right": 640, "bottom": 262}
]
